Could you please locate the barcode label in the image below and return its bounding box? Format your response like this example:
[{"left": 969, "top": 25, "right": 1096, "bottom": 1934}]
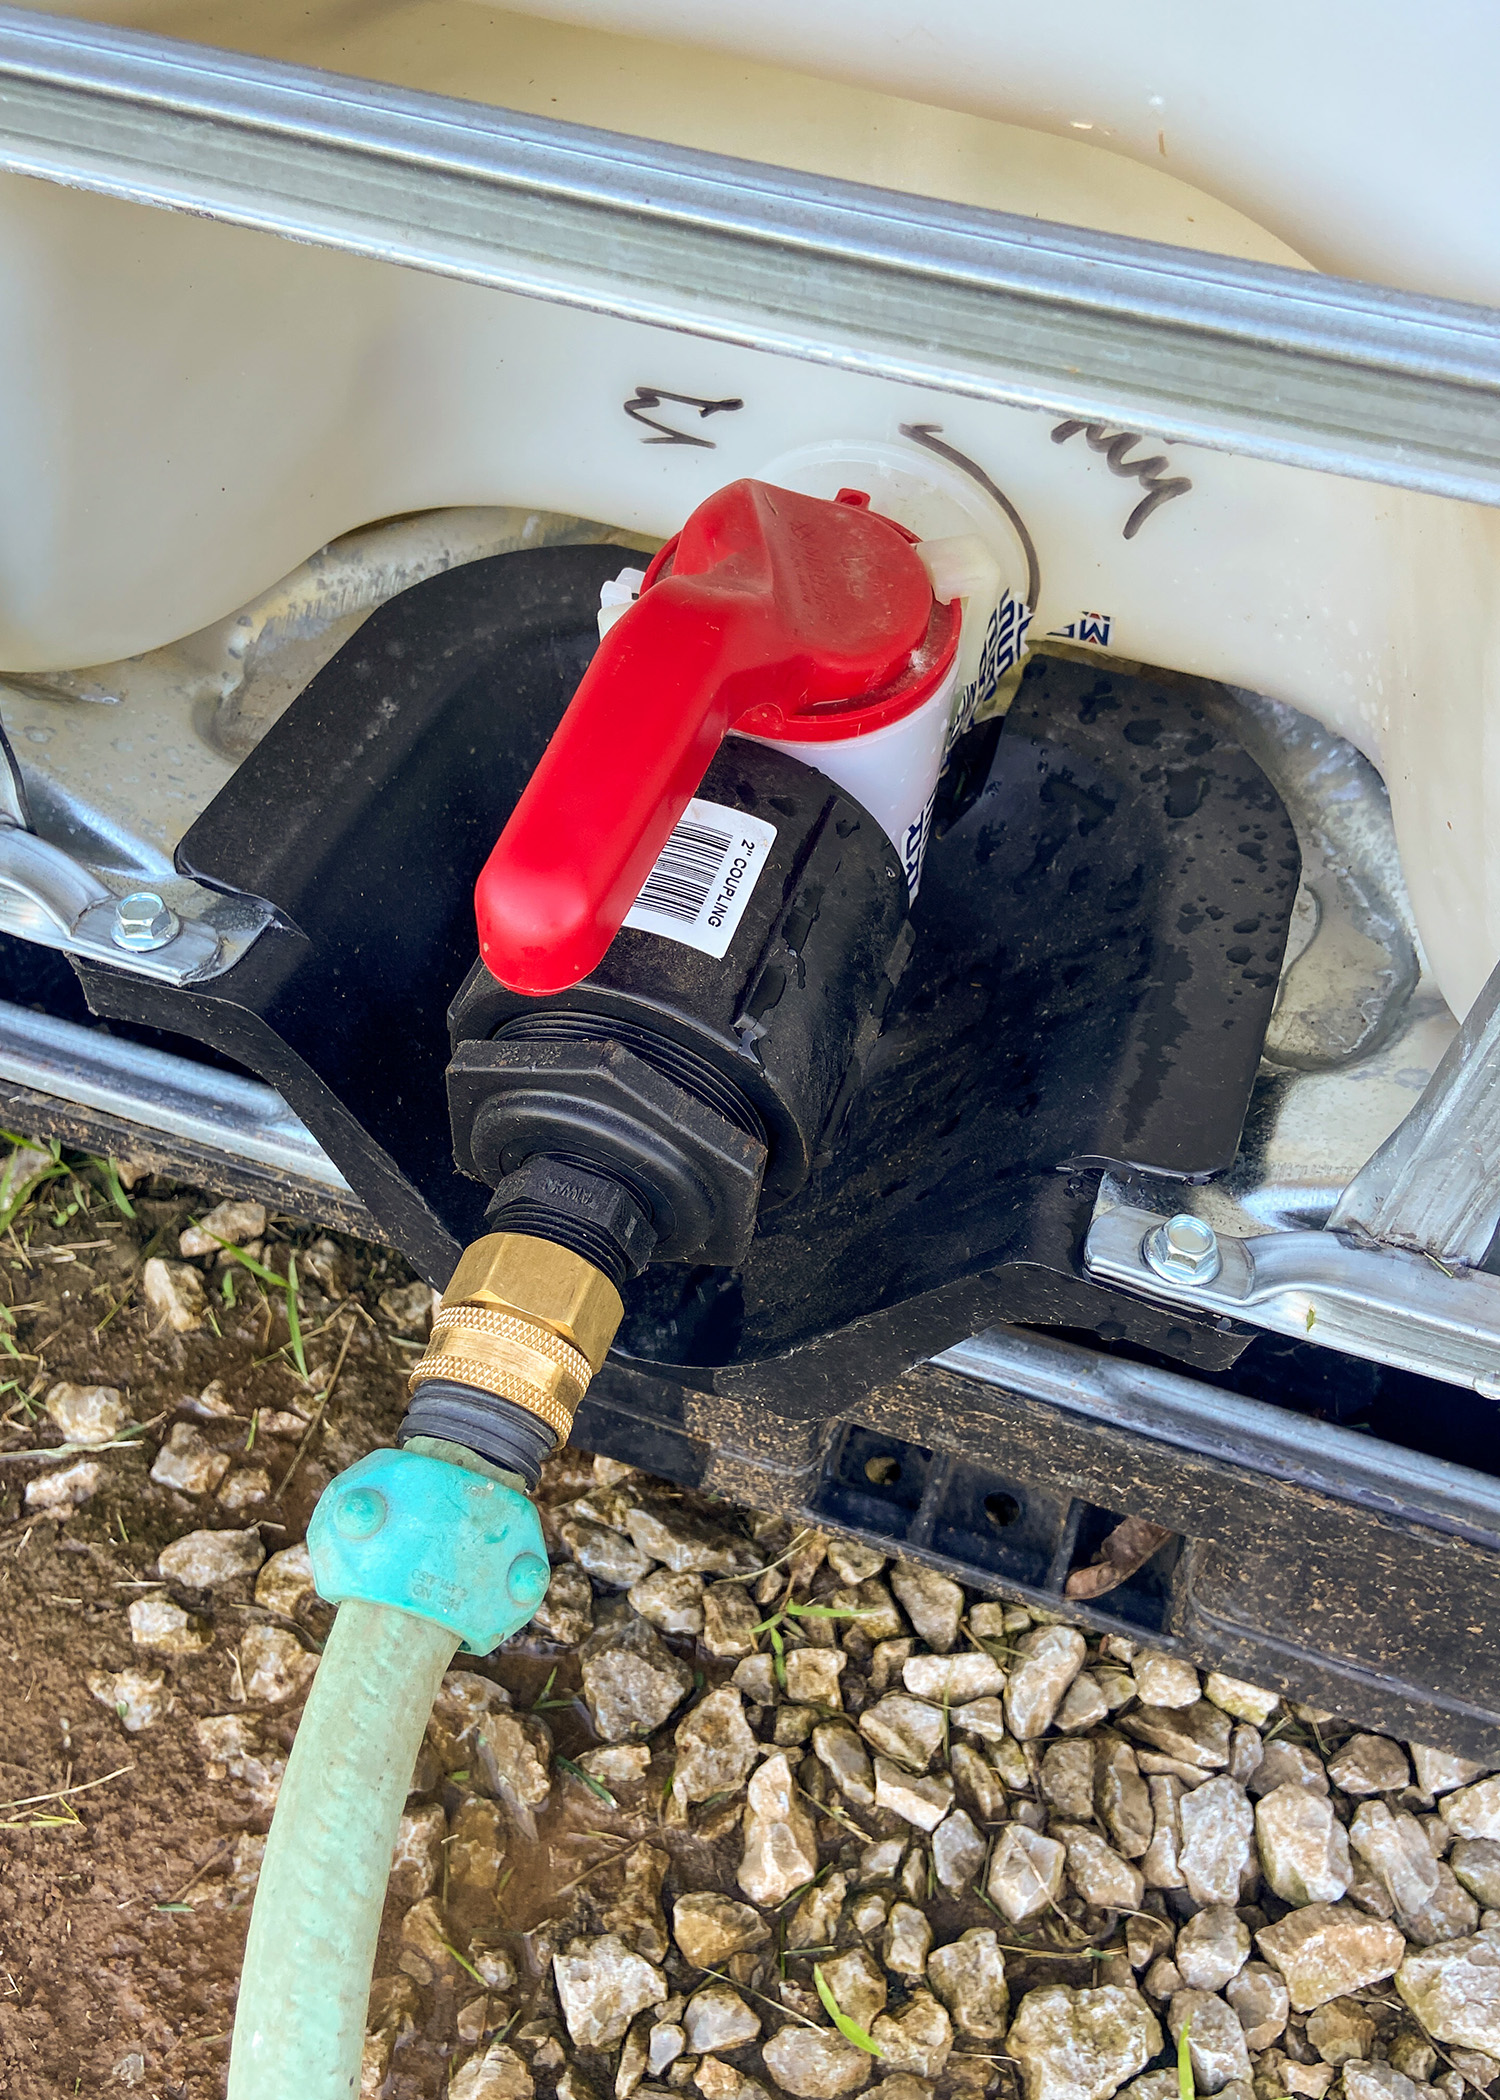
[{"left": 623, "top": 797, "right": 777, "bottom": 959}]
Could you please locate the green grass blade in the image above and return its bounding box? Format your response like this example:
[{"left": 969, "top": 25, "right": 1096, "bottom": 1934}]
[
  {"left": 1177, "top": 2012, "right": 1195, "bottom": 2100},
  {"left": 556, "top": 1755, "right": 617, "bottom": 1806},
  {"left": 284, "top": 1252, "right": 308, "bottom": 1379},
  {"left": 100, "top": 1159, "right": 136, "bottom": 1219},
  {"left": 0, "top": 1160, "right": 67, "bottom": 1233},
  {"left": 198, "top": 1231, "right": 288, "bottom": 1289},
  {"left": 813, "top": 1964, "right": 883, "bottom": 2057},
  {"left": 786, "top": 1602, "right": 876, "bottom": 1621},
  {"left": 439, "top": 1939, "right": 487, "bottom": 1989}
]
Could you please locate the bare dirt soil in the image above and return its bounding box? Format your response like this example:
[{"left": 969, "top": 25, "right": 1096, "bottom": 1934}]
[
  {"left": 2, "top": 1145, "right": 1495, "bottom": 2100},
  {"left": 0, "top": 1153, "right": 423, "bottom": 2096}
]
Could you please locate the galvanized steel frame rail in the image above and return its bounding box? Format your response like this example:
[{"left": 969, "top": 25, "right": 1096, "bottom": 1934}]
[
  {"left": 1329, "top": 952, "right": 1500, "bottom": 1264},
  {"left": 1, "top": 7, "right": 1500, "bottom": 503}
]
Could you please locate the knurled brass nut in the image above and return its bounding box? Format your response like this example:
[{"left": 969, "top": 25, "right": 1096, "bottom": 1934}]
[{"left": 440, "top": 1232, "right": 622, "bottom": 1371}]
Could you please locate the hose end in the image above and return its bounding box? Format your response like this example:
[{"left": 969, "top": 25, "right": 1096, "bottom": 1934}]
[{"left": 308, "top": 1445, "right": 551, "bottom": 1654}]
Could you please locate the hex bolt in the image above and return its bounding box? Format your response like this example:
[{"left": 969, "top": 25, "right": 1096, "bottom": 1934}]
[
  {"left": 1143, "top": 1211, "right": 1222, "bottom": 1286},
  {"left": 111, "top": 890, "right": 180, "bottom": 953}
]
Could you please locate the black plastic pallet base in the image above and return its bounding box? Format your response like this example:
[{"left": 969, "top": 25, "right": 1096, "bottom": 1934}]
[
  {"left": 5, "top": 1055, "right": 1496, "bottom": 1761},
  {"left": 29, "top": 543, "right": 1492, "bottom": 1761},
  {"left": 575, "top": 1325, "right": 1500, "bottom": 1763},
  {"left": 78, "top": 550, "right": 1299, "bottom": 1401}
]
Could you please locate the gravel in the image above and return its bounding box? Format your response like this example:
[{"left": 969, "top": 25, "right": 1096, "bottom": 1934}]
[
  {"left": 142, "top": 1256, "right": 208, "bottom": 1333},
  {"left": 929, "top": 1926, "right": 1009, "bottom": 2037},
  {"left": 127, "top": 1597, "right": 212, "bottom": 1656},
  {"left": 885, "top": 1899, "right": 935, "bottom": 1979},
  {"left": 987, "top": 1824, "right": 1067, "bottom": 1923},
  {"left": 1008, "top": 1986, "right": 1160, "bottom": 2100},
  {"left": 1330, "top": 1737, "right": 1413, "bottom": 1797},
  {"left": 25, "top": 1456, "right": 103, "bottom": 1511},
  {"left": 1350, "top": 1802, "right": 1480, "bottom": 1945},
  {"left": 238, "top": 1624, "right": 317, "bottom": 1705},
  {"left": 1442, "top": 1781, "right": 1500, "bottom": 1843},
  {"left": 1256, "top": 1903, "right": 1409, "bottom": 2011},
  {"left": 475, "top": 1711, "right": 554, "bottom": 1809},
  {"left": 579, "top": 1613, "right": 694, "bottom": 1739},
  {"left": 1175, "top": 1907, "right": 1251, "bottom": 1993},
  {"left": 149, "top": 1421, "right": 231, "bottom": 1495},
  {"left": 7, "top": 1156, "right": 1499, "bottom": 2100},
  {"left": 45, "top": 1380, "right": 130, "bottom": 1445},
  {"left": 762, "top": 2024, "right": 874, "bottom": 2096},
  {"left": 86, "top": 1663, "right": 171, "bottom": 1732},
  {"left": 156, "top": 1524, "right": 264, "bottom": 1589},
  {"left": 553, "top": 1935, "right": 667, "bottom": 2048},
  {"left": 672, "top": 1685, "right": 760, "bottom": 1807},
  {"left": 888, "top": 1565, "right": 964, "bottom": 1653},
  {"left": 1006, "top": 1628, "right": 1088, "bottom": 1740},
  {"left": 1396, "top": 1933, "right": 1500, "bottom": 2055},
  {"left": 1257, "top": 1782, "right": 1355, "bottom": 1905},
  {"left": 860, "top": 1694, "right": 948, "bottom": 1772},
  {"left": 738, "top": 1750, "right": 820, "bottom": 1904},
  {"left": 1178, "top": 1774, "right": 1256, "bottom": 1906},
  {"left": 1225, "top": 1961, "right": 1290, "bottom": 2050},
  {"left": 932, "top": 1807, "right": 985, "bottom": 1893}
]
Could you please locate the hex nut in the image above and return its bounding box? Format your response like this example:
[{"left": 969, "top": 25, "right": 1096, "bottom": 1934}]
[
  {"left": 440, "top": 1232, "right": 622, "bottom": 1371},
  {"left": 111, "top": 890, "right": 180, "bottom": 952},
  {"left": 1144, "top": 1212, "right": 1222, "bottom": 1285}
]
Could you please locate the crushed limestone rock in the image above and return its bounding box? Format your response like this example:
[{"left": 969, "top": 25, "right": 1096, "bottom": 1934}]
[
  {"left": 761, "top": 2025, "right": 873, "bottom": 2098},
  {"left": 1396, "top": 1930, "right": 1500, "bottom": 2056},
  {"left": 1256, "top": 1901, "right": 1407, "bottom": 2010},
  {"left": 888, "top": 1563, "right": 964, "bottom": 1653},
  {"left": 738, "top": 1751, "right": 819, "bottom": 1905},
  {"left": 987, "top": 1824, "right": 1066, "bottom": 1923},
  {"left": 552, "top": 1936, "right": 667, "bottom": 2050},
  {"left": 88, "top": 1664, "right": 172, "bottom": 1732},
  {"left": 671, "top": 1893, "right": 770, "bottom": 1969},
  {"left": 1007, "top": 1985, "right": 1162, "bottom": 2100},
  {"left": 45, "top": 1381, "right": 129, "bottom": 1445},
  {"left": 672, "top": 1686, "right": 759, "bottom": 1807},
  {"left": 927, "top": 1928, "right": 1009, "bottom": 2038},
  {"left": 26, "top": 1458, "right": 103, "bottom": 1512},
  {"left": 149, "top": 1423, "right": 230, "bottom": 1496},
  {"left": 580, "top": 1615, "right": 694, "bottom": 1741},
  {"left": 1006, "top": 1627, "right": 1088, "bottom": 1740},
  {"left": 1178, "top": 1774, "right": 1255, "bottom": 1905},
  {"left": 143, "top": 1257, "right": 208, "bottom": 1333},
  {"left": 1257, "top": 1783, "right": 1353, "bottom": 1906}
]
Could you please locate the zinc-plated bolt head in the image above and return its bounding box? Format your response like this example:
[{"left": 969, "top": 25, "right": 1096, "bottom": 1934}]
[
  {"left": 111, "top": 890, "right": 180, "bottom": 952},
  {"left": 1144, "top": 1212, "right": 1222, "bottom": 1286}
]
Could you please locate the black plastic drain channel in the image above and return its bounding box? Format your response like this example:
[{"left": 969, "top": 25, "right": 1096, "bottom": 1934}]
[
  {"left": 813, "top": 1422, "right": 1183, "bottom": 1638},
  {"left": 575, "top": 1322, "right": 1500, "bottom": 1764}
]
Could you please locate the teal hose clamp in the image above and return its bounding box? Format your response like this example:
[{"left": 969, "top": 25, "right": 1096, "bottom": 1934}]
[{"left": 307, "top": 1445, "right": 551, "bottom": 1654}]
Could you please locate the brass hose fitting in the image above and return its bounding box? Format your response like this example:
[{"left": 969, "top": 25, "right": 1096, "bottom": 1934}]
[{"left": 407, "top": 1232, "right": 623, "bottom": 1446}]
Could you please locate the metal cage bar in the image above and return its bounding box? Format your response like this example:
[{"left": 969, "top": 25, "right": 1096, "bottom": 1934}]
[{"left": 0, "top": 8, "right": 1499, "bottom": 499}]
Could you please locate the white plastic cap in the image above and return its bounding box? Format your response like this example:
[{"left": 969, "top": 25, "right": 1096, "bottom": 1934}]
[
  {"left": 597, "top": 566, "right": 647, "bottom": 639},
  {"left": 916, "top": 533, "right": 1002, "bottom": 607}
]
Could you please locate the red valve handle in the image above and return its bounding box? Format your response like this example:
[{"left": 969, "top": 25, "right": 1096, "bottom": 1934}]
[{"left": 474, "top": 478, "right": 952, "bottom": 996}]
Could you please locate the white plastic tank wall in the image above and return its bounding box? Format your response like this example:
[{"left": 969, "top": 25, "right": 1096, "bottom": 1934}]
[{"left": 6, "top": 0, "right": 1500, "bottom": 1021}]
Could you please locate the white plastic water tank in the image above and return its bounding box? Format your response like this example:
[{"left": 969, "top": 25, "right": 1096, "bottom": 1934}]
[{"left": 5, "top": 0, "right": 1500, "bottom": 1020}]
